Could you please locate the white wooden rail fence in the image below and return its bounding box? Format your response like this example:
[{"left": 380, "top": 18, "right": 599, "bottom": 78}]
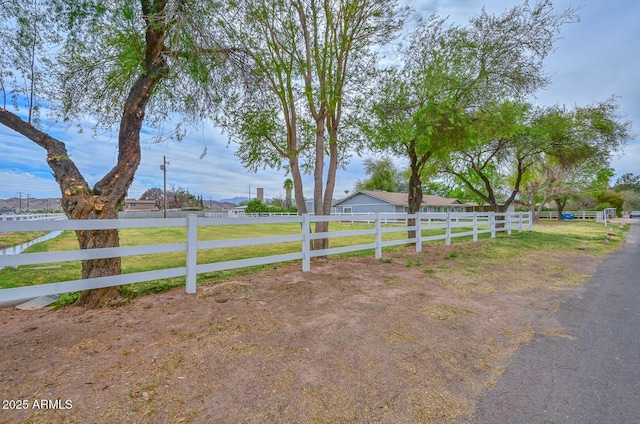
[
  {"left": 0, "top": 213, "right": 67, "bottom": 221},
  {"left": 0, "top": 212, "right": 531, "bottom": 304},
  {"left": 536, "top": 210, "right": 601, "bottom": 220}
]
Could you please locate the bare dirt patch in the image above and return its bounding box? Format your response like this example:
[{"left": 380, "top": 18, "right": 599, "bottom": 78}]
[{"left": 0, "top": 242, "right": 604, "bottom": 423}]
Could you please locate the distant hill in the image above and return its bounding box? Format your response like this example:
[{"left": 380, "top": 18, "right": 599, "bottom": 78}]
[
  {"left": 0, "top": 197, "right": 62, "bottom": 213},
  {"left": 203, "top": 200, "right": 237, "bottom": 210},
  {"left": 218, "top": 197, "right": 248, "bottom": 205}
]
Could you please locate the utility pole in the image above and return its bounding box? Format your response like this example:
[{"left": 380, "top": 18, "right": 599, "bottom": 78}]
[
  {"left": 160, "top": 156, "right": 169, "bottom": 218},
  {"left": 17, "top": 192, "right": 22, "bottom": 213}
]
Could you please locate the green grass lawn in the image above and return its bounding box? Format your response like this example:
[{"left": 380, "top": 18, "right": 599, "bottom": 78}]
[
  {"left": 0, "top": 222, "right": 412, "bottom": 296},
  {"left": 0, "top": 219, "right": 626, "bottom": 306},
  {"left": 0, "top": 231, "right": 50, "bottom": 249}
]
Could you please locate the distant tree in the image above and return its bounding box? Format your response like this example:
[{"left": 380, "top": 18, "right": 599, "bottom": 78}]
[
  {"left": 283, "top": 178, "right": 293, "bottom": 210},
  {"left": 355, "top": 157, "right": 405, "bottom": 193},
  {"left": 245, "top": 198, "right": 269, "bottom": 213},
  {"left": 613, "top": 173, "right": 640, "bottom": 193},
  {"left": 140, "top": 187, "right": 164, "bottom": 209},
  {"left": 620, "top": 190, "right": 640, "bottom": 211},
  {"left": 455, "top": 98, "right": 630, "bottom": 218},
  {"left": 246, "top": 198, "right": 290, "bottom": 213},
  {"left": 595, "top": 190, "right": 624, "bottom": 214},
  {"left": 445, "top": 101, "right": 542, "bottom": 213},
  {"left": 166, "top": 186, "right": 200, "bottom": 209},
  {"left": 270, "top": 196, "right": 284, "bottom": 208},
  {"left": 540, "top": 99, "right": 630, "bottom": 219}
]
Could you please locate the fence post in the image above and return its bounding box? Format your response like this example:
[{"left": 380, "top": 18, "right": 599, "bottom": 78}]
[
  {"left": 445, "top": 212, "right": 451, "bottom": 246},
  {"left": 375, "top": 213, "right": 382, "bottom": 259},
  {"left": 473, "top": 212, "right": 478, "bottom": 242},
  {"left": 185, "top": 214, "right": 198, "bottom": 294},
  {"left": 518, "top": 212, "right": 523, "bottom": 232},
  {"left": 507, "top": 213, "right": 512, "bottom": 235},
  {"left": 529, "top": 212, "right": 533, "bottom": 231},
  {"left": 490, "top": 213, "right": 496, "bottom": 238},
  {"left": 302, "top": 214, "right": 311, "bottom": 272},
  {"left": 415, "top": 212, "right": 422, "bottom": 253}
]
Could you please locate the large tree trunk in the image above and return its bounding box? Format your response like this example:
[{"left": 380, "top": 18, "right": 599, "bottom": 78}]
[
  {"left": 285, "top": 188, "right": 292, "bottom": 209},
  {"left": 63, "top": 189, "right": 129, "bottom": 307},
  {"left": 0, "top": 108, "right": 127, "bottom": 307},
  {"left": 313, "top": 118, "right": 328, "bottom": 251},
  {"left": 407, "top": 155, "right": 423, "bottom": 240},
  {"left": 534, "top": 195, "right": 550, "bottom": 223},
  {"left": 319, "top": 121, "right": 340, "bottom": 250},
  {"left": 74, "top": 228, "right": 122, "bottom": 308},
  {"left": 290, "top": 157, "right": 307, "bottom": 215},
  {"left": 0, "top": 1, "right": 169, "bottom": 308},
  {"left": 555, "top": 196, "right": 568, "bottom": 220},
  {"left": 526, "top": 194, "right": 537, "bottom": 223}
]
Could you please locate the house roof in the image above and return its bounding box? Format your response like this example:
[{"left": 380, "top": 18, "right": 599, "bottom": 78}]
[
  {"left": 124, "top": 199, "right": 156, "bottom": 204},
  {"left": 334, "top": 191, "right": 466, "bottom": 207}
]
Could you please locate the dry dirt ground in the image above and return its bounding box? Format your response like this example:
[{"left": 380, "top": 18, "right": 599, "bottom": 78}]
[{"left": 0, "top": 242, "right": 604, "bottom": 423}]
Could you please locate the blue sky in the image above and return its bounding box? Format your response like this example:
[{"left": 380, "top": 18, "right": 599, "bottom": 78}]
[{"left": 1, "top": 0, "right": 638, "bottom": 201}]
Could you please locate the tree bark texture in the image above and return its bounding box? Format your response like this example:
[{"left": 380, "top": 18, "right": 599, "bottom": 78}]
[
  {"left": 406, "top": 145, "right": 431, "bottom": 239},
  {"left": 312, "top": 117, "right": 329, "bottom": 251},
  {"left": 555, "top": 197, "right": 568, "bottom": 220},
  {"left": 0, "top": 0, "right": 170, "bottom": 307}
]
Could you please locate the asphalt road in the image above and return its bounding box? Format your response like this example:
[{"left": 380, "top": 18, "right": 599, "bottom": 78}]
[{"left": 475, "top": 221, "right": 640, "bottom": 424}]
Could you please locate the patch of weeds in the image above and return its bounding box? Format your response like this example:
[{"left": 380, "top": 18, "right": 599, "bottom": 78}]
[
  {"left": 230, "top": 342, "right": 260, "bottom": 353},
  {"left": 445, "top": 251, "right": 459, "bottom": 259},
  {"left": 386, "top": 329, "right": 414, "bottom": 343},
  {"left": 122, "top": 347, "right": 139, "bottom": 356},
  {"left": 51, "top": 291, "right": 81, "bottom": 309},
  {"left": 208, "top": 317, "right": 245, "bottom": 334},
  {"left": 186, "top": 331, "right": 200, "bottom": 340},
  {"left": 128, "top": 383, "right": 158, "bottom": 418},
  {"left": 379, "top": 258, "right": 393, "bottom": 264},
  {"left": 423, "top": 304, "right": 464, "bottom": 321},
  {"left": 129, "top": 383, "right": 156, "bottom": 400},
  {"left": 405, "top": 259, "right": 422, "bottom": 267},
  {"left": 422, "top": 268, "right": 436, "bottom": 276},
  {"left": 171, "top": 353, "right": 185, "bottom": 365},
  {"left": 384, "top": 276, "right": 402, "bottom": 287}
]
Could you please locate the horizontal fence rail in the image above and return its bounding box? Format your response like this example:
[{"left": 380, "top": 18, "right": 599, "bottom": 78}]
[
  {"left": 0, "top": 212, "right": 531, "bottom": 305},
  {"left": 536, "top": 210, "right": 613, "bottom": 220},
  {"left": 0, "top": 213, "right": 67, "bottom": 221}
]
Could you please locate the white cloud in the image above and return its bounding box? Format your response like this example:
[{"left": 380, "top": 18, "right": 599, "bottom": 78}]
[
  {"left": 612, "top": 141, "right": 640, "bottom": 180},
  {"left": 0, "top": 169, "right": 60, "bottom": 198}
]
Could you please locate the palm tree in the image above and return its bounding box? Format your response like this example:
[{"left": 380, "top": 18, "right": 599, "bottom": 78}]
[{"left": 283, "top": 178, "right": 294, "bottom": 210}]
